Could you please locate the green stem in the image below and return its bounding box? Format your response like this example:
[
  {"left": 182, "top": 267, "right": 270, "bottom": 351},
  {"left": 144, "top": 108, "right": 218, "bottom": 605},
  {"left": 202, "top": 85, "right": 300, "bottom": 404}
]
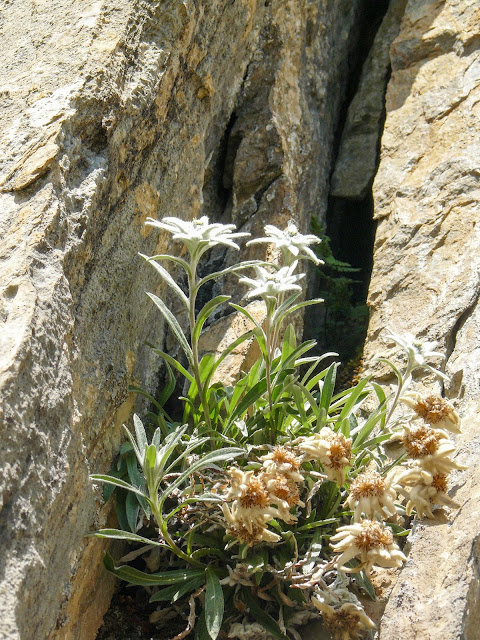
[
  {"left": 188, "top": 260, "right": 212, "bottom": 430},
  {"left": 149, "top": 491, "right": 205, "bottom": 568}
]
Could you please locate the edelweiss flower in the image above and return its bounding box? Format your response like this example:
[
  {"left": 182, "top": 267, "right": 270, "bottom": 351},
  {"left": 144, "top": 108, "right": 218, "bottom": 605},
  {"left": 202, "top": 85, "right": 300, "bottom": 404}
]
[
  {"left": 221, "top": 503, "right": 281, "bottom": 545},
  {"left": 296, "top": 428, "right": 352, "bottom": 485},
  {"left": 221, "top": 468, "right": 288, "bottom": 545},
  {"left": 239, "top": 264, "right": 305, "bottom": 303},
  {"left": 312, "top": 572, "right": 375, "bottom": 640},
  {"left": 345, "top": 470, "right": 397, "bottom": 521},
  {"left": 312, "top": 601, "right": 376, "bottom": 640},
  {"left": 385, "top": 329, "right": 447, "bottom": 378},
  {"left": 260, "top": 446, "right": 304, "bottom": 483},
  {"left": 400, "top": 423, "right": 448, "bottom": 459},
  {"left": 246, "top": 222, "right": 323, "bottom": 265},
  {"left": 401, "top": 392, "right": 461, "bottom": 433},
  {"left": 394, "top": 468, "right": 460, "bottom": 518},
  {"left": 330, "top": 520, "right": 406, "bottom": 577},
  {"left": 145, "top": 215, "right": 249, "bottom": 260}
]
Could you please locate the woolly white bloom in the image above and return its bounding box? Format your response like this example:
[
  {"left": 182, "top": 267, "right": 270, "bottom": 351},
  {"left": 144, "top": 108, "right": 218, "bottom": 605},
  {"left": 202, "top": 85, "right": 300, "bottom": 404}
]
[
  {"left": 345, "top": 470, "right": 397, "bottom": 521},
  {"left": 394, "top": 467, "right": 460, "bottom": 518},
  {"left": 296, "top": 428, "right": 352, "bottom": 485},
  {"left": 330, "top": 520, "right": 406, "bottom": 577},
  {"left": 399, "top": 423, "right": 449, "bottom": 459},
  {"left": 221, "top": 502, "right": 281, "bottom": 545},
  {"left": 145, "top": 215, "right": 249, "bottom": 259},
  {"left": 385, "top": 329, "right": 447, "bottom": 378},
  {"left": 312, "top": 572, "right": 375, "bottom": 640},
  {"left": 260, "top": 446, "right": 304, "bottom": 484},
  {"left": 401, "top": 392, "right": 461, "bottom": 433},
  {"left": 312, "top": 601, "right": 375, "bottom": 640},
  {"left": 239, "top": 264, "right": 305, "bottom": 303},
  {"left": 246, "top": 222, "right": 323, "bottom": 265}
]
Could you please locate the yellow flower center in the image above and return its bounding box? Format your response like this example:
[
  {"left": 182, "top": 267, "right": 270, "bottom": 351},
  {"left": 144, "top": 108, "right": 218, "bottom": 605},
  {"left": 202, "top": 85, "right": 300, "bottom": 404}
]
[
  {"left": 323, "top": 610, "right": 361, "bottom": 637},
  {"left": 432, "top": 473, "right": 448, "bottom": 493},
  {"left": 238, "top": 476, "right": 270, "bottom": 509},
  {"left": 402, "top": 425, "right": 440, "bottom": 458},
  {"left": 354, "top": 521, "right": 393, "bottom": 551},
  {"left": 413, "top": 395, "right": 451, "bottom": 424},
  {"left": 270, "top": 446, "right": 301, "bottom": 471},
  {"left": 350, "top": 471, "right": 386, "bottom": 499},
  {"left": 328, "top": 434, "right": 352, "bottom": 468}
]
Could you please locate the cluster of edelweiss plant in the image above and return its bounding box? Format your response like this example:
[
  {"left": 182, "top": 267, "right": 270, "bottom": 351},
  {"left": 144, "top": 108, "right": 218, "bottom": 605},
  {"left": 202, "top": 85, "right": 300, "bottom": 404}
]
[{"left": 91, "top": 216, "right": 466, "bottom": 640}]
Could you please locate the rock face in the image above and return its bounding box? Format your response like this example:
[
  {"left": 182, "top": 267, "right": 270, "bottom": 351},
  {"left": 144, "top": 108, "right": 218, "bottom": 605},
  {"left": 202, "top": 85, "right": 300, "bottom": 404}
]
[
  {"left": 0, "top": 1, "right": 364, "bottom": 639},
  {"left": 330, "top": 0, "right": 407, "bottom": 200},
  {"left": 364, "top": 0, "right": 480, "bottom": 637}
]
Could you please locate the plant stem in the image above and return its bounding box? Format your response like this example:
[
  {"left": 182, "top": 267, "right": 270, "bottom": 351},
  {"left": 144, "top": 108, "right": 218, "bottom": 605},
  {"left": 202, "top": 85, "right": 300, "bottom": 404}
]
[
  {"left": 188, "top": 262, "right": 212, "bottom": 430},
  {"left": 149, "top": 491, "right": 205, "bottom": 568}
]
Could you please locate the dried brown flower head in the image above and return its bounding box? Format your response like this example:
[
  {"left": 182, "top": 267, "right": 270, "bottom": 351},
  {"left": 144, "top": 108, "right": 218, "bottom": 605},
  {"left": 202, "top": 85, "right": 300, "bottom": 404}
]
[
  {"left": 402, "top": 424, "right": 441, "bottom": 458},
  {"left": 431, "top": 473, "right": 448, "bottom": 493},
  {"left": 323, "top": 608, "right": 361, "bottom": 639},
  {"left": 238, "top": 475, "right": 269, "bottom": 509},
  {"left": 349, "top": 471, "right": 385, "bottom": 500},
  {"left": 401, "top": 392, "right": 461, "bottom": 433}
]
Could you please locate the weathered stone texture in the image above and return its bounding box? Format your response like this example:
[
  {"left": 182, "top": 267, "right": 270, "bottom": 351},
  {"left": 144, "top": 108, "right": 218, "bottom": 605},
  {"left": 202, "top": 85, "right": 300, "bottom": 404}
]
[
  {"left": 330, "top": 0, "right": 407, "bottom": 200},
  {"left": 0, "top": 1, "right": 363, "bottom": 638},
  {"left": 363, "top": 1, "right": 480, "bottom": 637}
]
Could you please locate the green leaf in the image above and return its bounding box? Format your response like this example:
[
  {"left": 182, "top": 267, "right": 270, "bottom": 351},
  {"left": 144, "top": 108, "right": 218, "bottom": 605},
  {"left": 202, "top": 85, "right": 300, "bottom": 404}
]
[
  {"left": 242, "top": 590, "right": 288, "bottom": 640},
  {"left": 205, "top": 568, "right": 224, "bottom": 640},
  {"left": 319, "top": 363, "right": 337, "bottom": 412},
  {"left": 158, "top": 362, "right": 176, "bottom": 409},
  {"left": 140, "top": 254, "right": 189, "bottom": 309},
  {"left": 125, "top": 491, "right": 140, "bottom": 532},
  {"left": 133, "top": 414, "right": 148, "bottom": 458},
  {"left": 159, "top": 447, "right": 244, "bottom": 506},
  {"left": 146, "top": 292, "right": 193, "bottom": 365},
  {"left": 193, "top": 296, "right": 231, "bottom": 343},
  {"left": 145, "top": 253, "right": 191, "bottom": 275},
  {"left": 149, "top": 575, "right": 205, "bottom": 603},
  {"left": 203, "top": 330, "right": 255, "bottom": 391},
  {"left": 147, "top": 345, "right": 194, "bottom": 383},
  {"left": 273, "top": 298, "right": 324, "bottom": 327},
  {"left": 353, "top": 570, "right": 377, "bottom": 600},
  {"left": 89, "top": 530, "right": 164, "bottom": 547},
  {"left": 338, "top": 377, "right": 370, "bottom": 420},
  {"left": 229, "top": 303, "right": 264, "bottom": 332},
  {"left": 195, "top": 609, "right": 210, "bottom": 640},
  {"left": 90, "top": 474, "right": 148, "bottom": 499},
  {"left": 103, "top": 552, "right": 204, "bottom": 585},
  {"left": 196, "top": 260, "right": 266, "bottom": 289}
]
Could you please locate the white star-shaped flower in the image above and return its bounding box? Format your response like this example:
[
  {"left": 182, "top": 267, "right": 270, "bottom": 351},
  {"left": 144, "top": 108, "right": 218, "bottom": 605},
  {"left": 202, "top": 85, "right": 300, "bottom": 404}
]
[
  {"left": 239, "top": 264, "right": 305, "bottom": 303},
  {"left": 247, "top": 222, "right": 323, "bottom": 265},
  {"left": 145, "top": 215, "right": 249, "bottom": 260}
]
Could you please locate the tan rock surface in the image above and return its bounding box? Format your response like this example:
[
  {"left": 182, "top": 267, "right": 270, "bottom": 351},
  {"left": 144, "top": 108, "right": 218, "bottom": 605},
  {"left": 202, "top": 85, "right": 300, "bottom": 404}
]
[
  {"left": 0, "top": 1, "right": 364, "bottom": 639},
  {"left": 364, "top": 0, "right": 480, "bottom": 637}
]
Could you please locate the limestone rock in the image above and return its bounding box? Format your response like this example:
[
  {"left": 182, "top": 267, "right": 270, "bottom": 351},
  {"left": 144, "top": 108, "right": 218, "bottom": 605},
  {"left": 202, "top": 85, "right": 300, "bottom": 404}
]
[
  {"left": 0, "top": 1, "right": 364, "bottom": 639},
  {"left": 364, "top": 1, "right": 480, "bottom": 637},
  {"left": 330, "top": 0, "right": 408, "bottom": 200}
]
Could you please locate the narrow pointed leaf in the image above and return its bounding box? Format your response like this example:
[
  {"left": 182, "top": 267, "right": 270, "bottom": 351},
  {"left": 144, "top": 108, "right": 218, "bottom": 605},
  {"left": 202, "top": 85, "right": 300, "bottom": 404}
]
[
  {"left": 193, "top": 296, "right": 231, "bottom": 343},
  {"left": 146, "top": 292, "right": 193, "bottom": 364},
  {"left": 90, "top": 474, "right": 148, "bottom": 499},
  {"left": 140, "top": 254, "right": 189, "bottom": 309},
  {"left": 205, "top": 568, "right": 224, "bottom": 640},
  {"left": 89, "top": 530, "right": 163, "bottom": 546}
]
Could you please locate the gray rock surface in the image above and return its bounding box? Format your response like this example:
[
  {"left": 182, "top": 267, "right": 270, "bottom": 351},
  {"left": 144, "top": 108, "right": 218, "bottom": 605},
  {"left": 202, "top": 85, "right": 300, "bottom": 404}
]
[
  {"left": 330, "top": 0, "right": 407, "bottom": 200},
  {"left": 0, "top": 1, "right": 363, "bottom": 638},
  {"left": 363, "top": 1, "right": 480, "bottom": 637}
]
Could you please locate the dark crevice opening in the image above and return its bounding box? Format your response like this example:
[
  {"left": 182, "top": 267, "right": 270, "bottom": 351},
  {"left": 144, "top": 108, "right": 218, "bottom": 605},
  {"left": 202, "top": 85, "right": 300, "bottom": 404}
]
[{"left": 304, "top": 0, "right": 391, "bottom": 373}]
